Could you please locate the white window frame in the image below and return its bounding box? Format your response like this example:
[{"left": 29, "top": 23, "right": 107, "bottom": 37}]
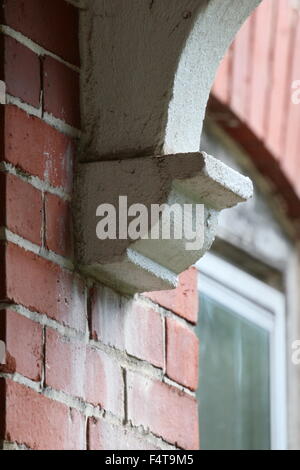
[{"left": 196, "top": 252, "right": 287, "bottom": 450}]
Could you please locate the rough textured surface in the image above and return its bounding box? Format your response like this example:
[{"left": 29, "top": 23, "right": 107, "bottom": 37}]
[
  {"left": 43, "top": 56, "right": 81, "bottom": 128},
  {"left": 1, "top": 0, "right": 80, "bottom": 66},
  {"left": 88, "top": 418, "right": 160, "bottom": 451},
  {"left": 76, "top": 151, "right": 253, "bottom": 293},
  {"left": 45, "top": 194, "right": 73, "bottom": 257},
  {"left": 45, "top": 329, "right": 124, "bottom": 415},
  {"left": 90, "top": 287, "right": 164, "bottom": 368},
  {"left": 3, "top": 243, "right": 86, "bottom": 332},
  {"left": 1, "top": 35, "right": 41, "bottom": 108},
  {"left": 127, "top": 371, "right": 199, "bottom": 449},
  {"left": 3, "top": 379, "right": 86, "bottom": 450},
  {"left": 0, "top": 310, "right": 43, "bottom": 381},
  {"left": 0, "top": 0, "right": 261, "bottom": 452},
  {"left": 80, "top": 0, "right": 260, "bottom": 160},
  {"left": 3, "top": 105, "right": 75, "bottom": 192},
  {"left": 2, "top": 173, "right": 42, "bottom": 245},
  {"left": 144, "top": 267, "right": 199, "bottom": 323},
  {"left": 166, "top": 317, "right": 199, "bottom": 391}
]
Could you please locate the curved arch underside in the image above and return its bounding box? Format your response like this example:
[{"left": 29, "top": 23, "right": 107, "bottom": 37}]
[{"left": 80, "top": 0, "right": 261, "bottom": 161}]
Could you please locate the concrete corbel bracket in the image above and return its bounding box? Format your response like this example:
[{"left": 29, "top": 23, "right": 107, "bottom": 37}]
[{"left": 75, "top": 152, "right": 253, "bottom": 294}]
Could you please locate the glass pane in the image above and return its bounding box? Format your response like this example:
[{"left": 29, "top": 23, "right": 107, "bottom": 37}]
[{"left": 197, "top": 294, "right": 271, "bottom": 450}]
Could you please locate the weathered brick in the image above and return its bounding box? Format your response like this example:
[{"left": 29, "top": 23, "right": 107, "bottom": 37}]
[
  {"left": 0, "top": 378, "right": 5, "bottom": 440},
  {"left": 144, "top": 268, "right": 198, "bottom": 324},
  {"left": 3, "top": 105, "right": 75, "bottom": 192},
  {"left": 1, "top": 35, "right": 41, "bottom": 107},
  {"left": 4, "top": 379, "right": 85, "bottom": 450},
  {"left": 45, "top": 328, "right": 85, "bottom": 399},
  {"left": 45, "top": 193, "right": 73, "bottom": 257},
  {"left": 0, "top": 309, "right": 43, "bottom": 381},
  {"left": 46, "top": 329, "right": 124, "bottom": 417},
  {"left": 86, "top": 347, "right": 124, "bottom": 417},
  {"left": 123, "top": 302, "right": 164, "bottom": 368},
  {"left": 1, "top": 0, "right": 80, "bottom": 66},
  {"left": 88, "top": 418, "right": 160, "bottom": 450},
  {"left": 89, "top": 284, "right": 124, "bottom": 344},
  {"left": 127, "top": 372, "right": 199, "bottom": 450},
  {"left": 4, "top": 243, "right": 86, "bottom": 332},
  {"left": 0, "top": 172, "right": 5, "bottom": 228},
  {"left": 1, "top": 173, "right": 42, "bottom": 245},
  {"left": 0, "top": 242, "right": 6, "bottom": 302},
  {"left": 43, "top": 56, "right": 80, "bottom": 128},
  {"left": 91, "top": 286, "right": 164, "bottom": 368},
  {"left": 166, "top": 317, "right": 199, "bottom": 391}
]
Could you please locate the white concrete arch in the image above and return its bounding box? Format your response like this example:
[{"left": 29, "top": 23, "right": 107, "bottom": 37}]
[
  {"left": 80, "top": 0, "right": 261, "bottom": 161},
  {"left": 77, "top": 0, "right": 260, "bottom": 293}
]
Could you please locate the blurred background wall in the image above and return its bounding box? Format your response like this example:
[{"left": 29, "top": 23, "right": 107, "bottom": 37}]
[{"left": 196, "top": 0, "right": 300, "bottom": 450}]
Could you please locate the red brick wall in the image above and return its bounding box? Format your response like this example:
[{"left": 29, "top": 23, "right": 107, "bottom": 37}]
[
  {"left": 0, "top": 0, "right": 200, "bottom": 451},
  {"left": 212, "top": 0, "right": 300, "bottom": 200}
]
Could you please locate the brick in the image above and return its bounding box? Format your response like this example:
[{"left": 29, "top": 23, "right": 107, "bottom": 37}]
[
  {"left": 0, "top": 309, "right": 43, "bottom": 381},
  {"left": 3, "top": 105, "right": 75, "bottom": 192},
  {"left": 248, "top": 2, "right": 273, "bottom": 140},
  {"left": 45, "top": 328, "right": 85, "bottom": 399},
  {"left": 1, "top": 35, "right": 41, "bottom": 108},
  {"left": 4, "top": 243, "right": 86, "bottom": 332},
  {"left": 266, "top": 0, "right": 291, "bottom": 158},
  {"left": 166, "top": 318, "right": 199, "bottom": 391},
  {"left": 4, "top": 379, "right": 85, "bottom": 450},
  {"left": 88, "top": 418, "right": 160, "bottom": 451},
  {"left": 231, "top": 18, "right": 251, "bottom": 120},
  {"left": 1, "top": 173, "right": 42, "bottom": 245},
  {"left": 45, "top": 193, "right": 73, "bottom": 257},
  {"left": 123, "top": 303, "right": 164, "bottom": 368},
  {"left": 43, "top": 56, "right": 80, "bottom": 128},
  {"left": 127, "top": 372, "right": 199, "bottom": 450},
  {"left": 0, "top": 309, "right": 4, "bottom": 343},
  {"left": 0, "top": 378, "right": 5, "bottom": 440},
  {"left": 0, "top": 242, "right": 6, "bottom": 302},
  {"left": 46, "top": 329, "right": 124, "bottom": 417},
  {"left": 91, "top": 287, "right": 164, "bottom": 368},
  {"left": 89, "top": 284, "right": 124, "bottom": 344},
  {"left": 85, "top": 347, "right": 124, "bottom": 417},
  {"left": 144, "top": 268, "right": 198, "bottom": 324},
  {"left": 282, "top": 18, "right": 300, "bottom": 188},
  {"left": 1, "top": 0, "right": 80, "bottom": 66},
  {"left": 0, "top": 171, "right": 6, "bottom": 226}
]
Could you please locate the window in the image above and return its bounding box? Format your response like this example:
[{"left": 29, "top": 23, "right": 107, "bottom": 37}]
[{"left": 196, "top": 253, "right": 287, "bottom": 450}]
